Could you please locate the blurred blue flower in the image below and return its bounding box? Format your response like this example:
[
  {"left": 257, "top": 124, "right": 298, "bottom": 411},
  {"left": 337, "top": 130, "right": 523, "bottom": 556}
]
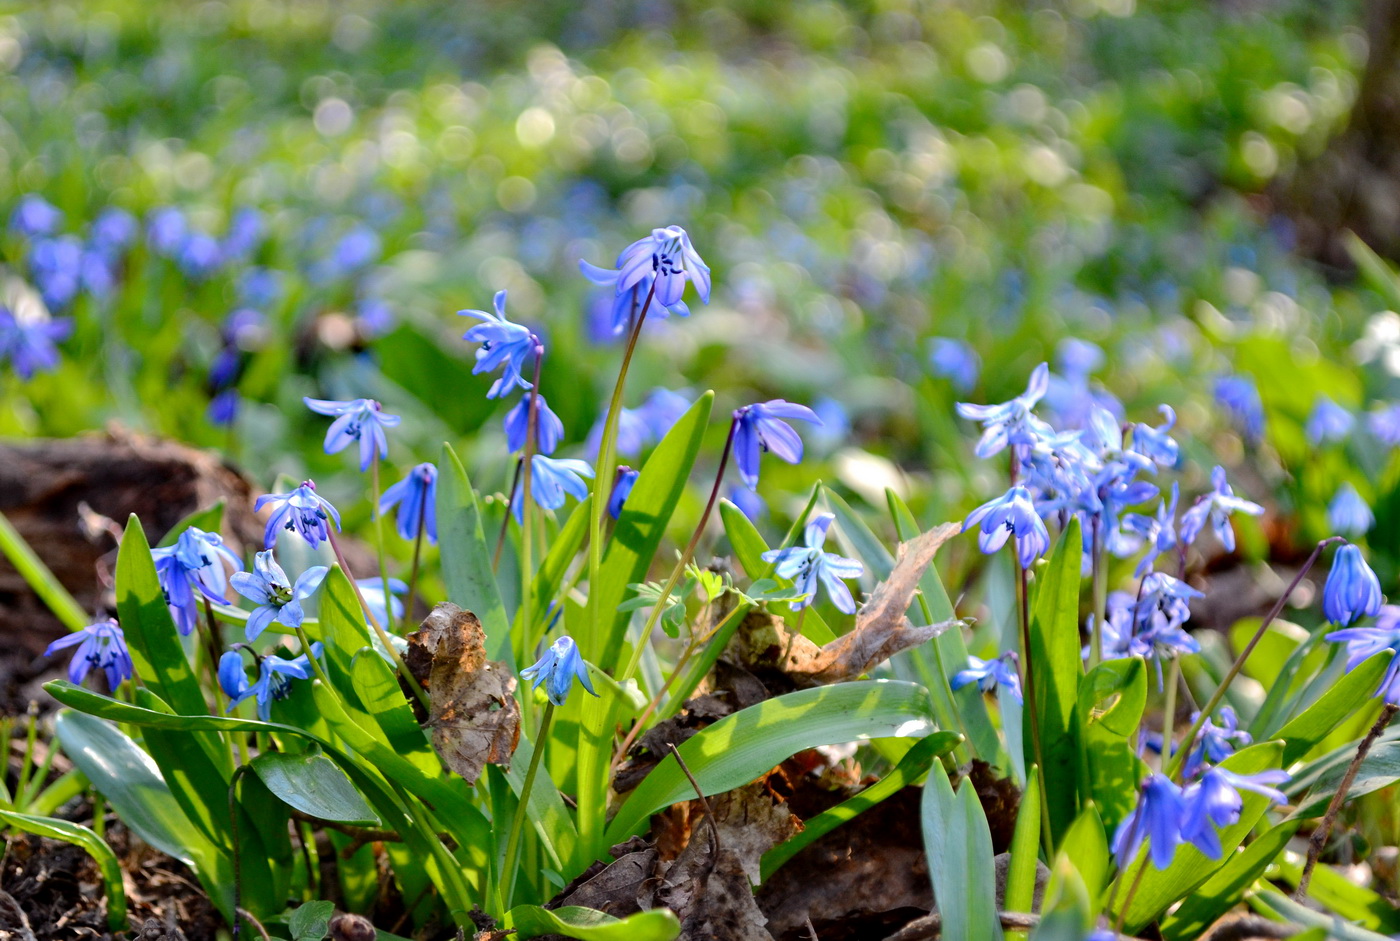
[
  {"left": 0, "top": 306, "right": 72, "bottom": 379},
  {"left": 459, "top": 290, "right": 540, "bottom": 399},
  {"left": 1180, "top": 466, "right": 1263, "bottom": 553},
  {"left": 1179, "top": 767, "right": 1288, "bottom": 859},
  {"left": 1368, "top": 404, "right": 1400, "bottom": 447},
  {"left": 733, "top": 399, "right": 821, "bottom": 491},
  {"left": 330, "top": 225, "right": 381, "bottom": 274},
  {"left": 761, "top": 512, "right": 864, "bottom": 613},
  {"left": 231, "top": 550, "right": 327, "bottom": 641},
  {"left": 1128, "top": 405, "right": 1180, "bottom": 469},
  {"left": 1214, "top": 375, "right": 1264, "bottom": 443},
  {"left": 1181, "top": 706, "right": 1250, "bottom": 781},
  {"left": 222, "top": 207, "right": 263, "bottom": 260},
  {"left": 608, "top": 465, "right": 638, "bottom": 520},
  {"left": 1113, "top": 774, "right": 1185, "bottom": 870},
  {"left": 238, "top": 268, "right": 283, "bottom": 308},
  {"left": 356, "top": 298, "right": 395, "bottom": 337},
  {"left": 89, "top": 208, "right": 138, "bottom": 257},
  {"left": 147, "top": 207, "right": 188, "bottom": 255},
  {"left": 1306, "top": 396, "right": 1354, "bottom": 446},
  {"left": 28, "top": 236, "right": 83, "bottom": 309},
  {"left": 951, "top": 652, "right": 1022, "bottom": 704},
  {"left": 1323, "top": 544, "right": 1383, "bottom": 627},
  {"left": 177, "top": 233, "right": 223, "bottom": 279},
  {"left": 512, "top": 455, "right": 594, "bottom": 521},
  {"left": 928, "top": 338, "right": 980, "bottom": 393},
  {"left": 727, "top": 484, "right": 766, "bottom": 522},
  {"left": 358, "top": 577, "right": 408, "bottom": 627},
  {"left": 44, "top": 619, "right": 132, "bottom": 689},
  {"left": 220, "top": 644, "right": 324, "bottom": 721},
  {"left": 255, "top": 480, "right": 341, "bottom": 550},
  {"left": 1328, "top": 483, "right": 1373, "bottom": 537},
  {"left": 10, "top": 195, "right": 62, "bottom": 237},
  {"left": 586, "top": 405, "right": 649, "bottom": 459},
  {"left": 956, "top": 362, "right": 1052, "bottom": 459},
  {"left": 380, "top": 463, "right": 438, "bottom": 543},
  {"left": 615, "top": 225, "right": 711, "bottom": 307},
  {"left": 808, "top": 397, "right": 851, "bottom": 453},
  {"left": 504, "top": 393, "right": 564, "bottom": 456},
  {"left": 303, "top": 397, "right": 401, "bottom": 471},
  {"left": 522, "top": 635, "right": 597, "bottom": 706},
  {"left": 964, "top": 485, "right": 1050, "bottom": 569},
  {"left": 1328, "top": 607, "right": 1400, "bottom": 703},
  {"left": 207, "top": 389, "right": 240, "bottom": 427},
  {"left": 1057, "top": 338, "right": 1105, "bottom": 380},
  {"left": 636, "top": 387, "right": 691, "bottom": 440}
]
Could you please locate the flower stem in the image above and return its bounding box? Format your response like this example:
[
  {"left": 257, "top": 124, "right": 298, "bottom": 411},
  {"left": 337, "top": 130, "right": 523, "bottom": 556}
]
[
  {"left": 493, "top": 458, "right": 523, "bottom": 573},
  {"left": 1114, "top": 855, "right": 1150, "bottom": 936},
  {"left": 1295, "top": 701, "right": 1398, "bottom": 900},
  {"left": 1015, "top": 549, "right": 1054, "bottom": 858},
  {"left": 1160, "top": 657, "right": 1180, "bottom": 766},
  {"left": 501, "top": 702, "right": 554, "bottom": 910},
  {"left": 371, "top": 454, "right": 392, "bottom": 612},
  {"left": 402, "top": 498, "right": 427, "bottom": 634},
  {"left": 1166, "top": 537, "right": 1343, "bottom": 781},
  {"left": 518, "top": 345, "right": 544, "bottom": 672}
]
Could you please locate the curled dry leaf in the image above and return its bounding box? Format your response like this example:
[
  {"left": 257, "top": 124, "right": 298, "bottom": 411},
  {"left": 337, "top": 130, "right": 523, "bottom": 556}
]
[{"left": 406, "top": 603, "right": 520, "bottom": 785}]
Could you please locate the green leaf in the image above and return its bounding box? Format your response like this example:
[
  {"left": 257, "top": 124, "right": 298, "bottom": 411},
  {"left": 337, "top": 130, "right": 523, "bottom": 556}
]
[
  {"left": 606, "top": 680, "right": 936, "bottom": 843},
  {"left": 1293, "top": 738, "right": 1400, "bottom": 817},
  {"left": 0, "top": 809, "right": 127, "bottom": 930},
  {"left": 510, "top": 905, "right": 681, "bottom": 941},
  {"left": 1247, "top": 623, "right": 1329, "bottom": 740},
  {"left": 1004, "top": 765, "right": 1042, "bottom": 923},
  {"left": 760, "top": 731, "right": 961, "bottom": 881},
  {"left": 1346, "top": 231, "right": 1400, "bottom": 312},
  {"left": 531, "top": 495, "right": 591, "bottom": 619},
  {"left": 921, "top": 761, "right": 1005, "bottom": 941},
  {"left": 1275, "top": 856, "right": 1400, "bottom": 931},
  {"left": 1253, "top": 889, "right": 1397, "bottom": 941},
  {"left": 1029, "top": 518, "right": 1084, "bottom": 844},
  {"left": 1076, "top": 657, "right": 1149, "bottom": 833},
  {"left": 1274, "top": 651, "right": 1389, "bottom": 764},
  {"left": 1055, "top": 803, "right": 1108, "bottom": 903},
  {"left": 1158, "top": 821, "right": 1299, "bottom": 941},
  {"left": 348, "top": 649, "right": 436, "bottom": 771},
  {"left": 594, "top": 391, "right": 713, "bottom": 669},
  {"left": 288, "top": 899, "right": 335, "bottom": 940},
  {"left": 438, "top": 443, "right": 513, "bottom": 666},
  {"left": 155, "top": 501, "right": 226, "bottom": 547},
  {"left": 251, "top": 750, "right": 381, "bottom": 826},
  {"left": 0, "top": 509, "right": 89, "bottom": 631}
]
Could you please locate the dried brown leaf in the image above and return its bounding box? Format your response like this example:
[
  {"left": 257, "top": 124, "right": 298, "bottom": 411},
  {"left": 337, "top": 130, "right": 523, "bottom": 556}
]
[{"left": 406, "top": 603, "right": 520, "bottom": 784}]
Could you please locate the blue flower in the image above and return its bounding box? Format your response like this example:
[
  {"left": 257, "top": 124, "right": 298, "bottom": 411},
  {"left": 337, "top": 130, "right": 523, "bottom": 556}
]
[
  {"left": 1113, "top": 774, "right": 1186, "bottom": 870},
  {"left": 221, "top": 207, "right": 263, "bottom": 260},
  {"left": 761, "top": 513, "right": 864, "bottom": 613},
  {"left": 1327, "top": 605, "right": 1400, "bottom": 673},
  {"left": 956, "top": 362, "right": 1053, "bottom": 459},
  {"left": 504, "top": 393, "right": 564, "bottom": 456},
  {"left": 459, "top": 290, "right": 540, "bottom": 399},
  {"left": 1214, "top": 376, "right": 1264, "bottom": 442},
  {"left": 512, "top": 455, "right": 595, "bottom": 521},
  {"left": 1179, "top": 767, "right": 1288, "bottom": 859},
  {"left": 579, "top": 259, "right": 691, "bottom": 335},
  {"left": 1128, "top": 405, "right": 1180, "bottom": 468},
  {"left": 44, "top": 619, "right": 133, "bottom": 689},
  {"left": 1323, "top": 544, "right": 1383, "bottom": 627},
  {"left": 147, "top": 207, "right": 188, "bottom": 255},
  {"left": 1182, "top": 706, "right": 1251, "bottom": 781},
  {"left": 614, "top": 225, "right": 711, "bottom": 308},
  {"left": 521, "top": 635, "right": 597, "bottom": 706},
  {"left": 951, "top": 652, "right": 1022, "bottom": 704},
  {"left": 636, "top": 388, "right": 692, "bottom": 441},
  {"left": 330, "top": 226, "right": 381, "bottom": 274},
  {"left": 608, "top": 466, "right": 639, "bottom": 520},
  {"left": 230, "top": 550, "right": 328, "bottom": 641},
  {"left": 1121, "top": 483, "right": 1179, "bottom": 577},
  {"left": 177, "top": 233, "right": 223, "bottom": 280},
  {"left": 89, "top": 208, "right": 138, "bottom": 257},
  {"left": 303, "top": 397, "right": 402, "bottom": 471},
  {"left": 928, "top": 338, "right": 980, "bottom": 393},
  {"left": 1306, "top": 396, "right": 1354, "bottom": 447},
  {"left": 358, "top": 577, "right": 408, "bottom": 628},
  {"left": 10, "top": 195, "right": 62, "bottom": 237},
  {"left": 255, "top": 480, "right": 342, "bottom": 550},
  {"left": 1328, "top": 483, "right": 1373, "bottom": 537},
  {"left": 963, "top": 485, "right": 1050, "bottom": 569},
  {"left": 208, "top": 390, "right": 240, "bottom": 427},
  {"left": 152, "top": 527, "right": 244, "bottom": 635},
  {"left": 732, "top": 399, "right": 821, "bottom": 491},
  {"left": 1057, "top": 338, "right": 1105, "bottom": 379},
  {"left": 1180, "top": 466, "right": 1264, "bottom": 553},
  {"left": 586, "top": 406, "right": 650, "bottom": 459},
  {"left": 219, "top": 644, "right": 324, "bottom": 721},
  {"left": 1368, "top": 404, "right": 1400, "bottom": 447},
  {"left": 28, "top": 236, "right": 83, "bottom": 309},
  {"left": 380, "top": 463, "right": 438, "bottom": 543},
  {"left": 727, "top": 484, "right": 767, "bottom": 522},
  {"left": 0, "top": 305, "right": 72, "bottom": 380}
]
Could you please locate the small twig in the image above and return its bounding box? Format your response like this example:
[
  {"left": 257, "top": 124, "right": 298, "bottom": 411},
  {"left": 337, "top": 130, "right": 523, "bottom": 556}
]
[
  {"left": 882, "top": 912, "right": 1040, "bottom": 941},
  {"left": 1296, "top": 701, "right": 1399, "bottom": 899},
  {"left": 667, "top": 741, "right": 720, "bottom": 854},
  {"left": 236, "top": 907, "right": 272, "bottom": 941},
  {"left": 1202, "top": 917, "right": 1299, "bottom": 941}
]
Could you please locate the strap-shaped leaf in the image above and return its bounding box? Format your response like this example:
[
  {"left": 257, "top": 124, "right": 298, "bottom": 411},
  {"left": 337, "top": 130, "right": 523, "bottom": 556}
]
[
  {"left": 921, "top": 760, "right": 1005, "bottom": 940},
  {"left": 1274, "top": 651, "right": 1389, "bottom": 764},
  {"left": 510, "top": 904, "right": 680, "bottom": 941},
  {"left": 0, "top": 809, "right": 127, "bottom": 930},
  {"left": 1029, "top": 518, "right": 1084, "bottom": 844},
  {"left": 438, "top": 443, "right": 513, "bottom": 666},
  {"left": 1159, "top": 821, "right": 1299, "bottom": 941}
]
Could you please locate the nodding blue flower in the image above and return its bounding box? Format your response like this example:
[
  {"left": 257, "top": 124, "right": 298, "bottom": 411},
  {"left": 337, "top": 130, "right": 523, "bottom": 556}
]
[
  {"left": 0, "top": 305, "right": 72, "bottom": 380},
  {"left": 1057, "top": 338, "right": 1105, "bottom": 380},
  {"left": 380, "top": 463, "right": 438, "bottom": 543},
  {"left": 809, "top": 397, "right": 851, "bottom": 453},
  {"left": 28, "top": 236, "right": 83, "bottom": 309},
  {"left": 219, "top": 644, "right": 324, "bottom": 721},
  {"left": 459, "top": 290, "right": 540, "bottom": 399},
  {"left": 951, "top": 652, "right": 1022, "bottom": 704},
  {"left": 1328, "top": 483, "right": 1373, "bottom": 537},
  {"left": 303, "top": 397, "right": 402, "bottom": 471},
  {"left": 1323, "top": 544, "right": 1383, "bottom": 627},
  {"left": 579, "top": 259, "right": 690, "bottom": 335},
  {"left": 230, "top": 550, "right": 328, "bottom": 641},
  {"left": 1129, "top": 405, "right": 1180, "bottom": 468},
  {"left": 928, "top": 338, "right": 980, "bottom": 393},
  {"left": 357, "top": 577, "right": 408, "bottom": 628},
  {"left": 504, "top": 393, "right": 564, "bottom": 456},
  {"left": 152, "top": 527, "right": 244, "bottom": 635},
  {"left": 1122, "top": 483, "right": 1179, "bottom": 577},
  {"left": 1180, "top": 466, "right": 1264, "bottom": 553},
  {"left": 963, "top": 485, "right": 1050, "bottom": 569},
  {"left": 1368, "top": 404, "right": 1400, "bottom": 447},
  {"left": 10, "top": 195, "right": 62, "bottom": 237},
  {"left": 44, "top": 619, "right": 133, "bottom": 690},
  {"left": 761, "top": 512, "right": 864, "bottom": 613},
  {"left": 1328, "top": 607, "right": 1400, "bottom": 703},
  {"left": 521, "top": 635, "right": 597, "bottom": 706},
  {"left": 727, "top": 484, "right": 767, "bottom": 522},
  {"left": 356, "top": 297, "right": 395, "bottom": 337},
  {"left": 608, "top": 466, "right": 639, "bottom": 520},
  {"left": 1179, "top": 767, "right": 1289, "bottom": 859},
  {"left": 636, "top": 388, "right": 692, "bottom": 441},
  {"left": 956, "top": 362, "right": 1053, "bottom": 459},
  {"left": 732, "top": 399, "right": 822, "bottom": 491},
  {"left": 512, "top": 455, "right": 595, "bottom": 521},
  {"left": 147, "top": 207, "right": 188, "bottom": 255},
  {"left": 614, "top": 225, "right": 711, "bottom": 308},
  {"left": 1113, "top": 774, "right": 1186, "bottom": 870},
  {"left": 1306, "top": 396, "right": 1354, "bottom": 447},
  {"left": 1214, "top": 375, "right": 1264, "bottom": 443},
  {"left": 1182, "top": 706, "right": 1251, "bottom": 781},
  {"left": 255, "top": 480, "right": 342, "bottom": 550},
  {"left": 208, "top": 390, "right": 240, "bottom": 427}
]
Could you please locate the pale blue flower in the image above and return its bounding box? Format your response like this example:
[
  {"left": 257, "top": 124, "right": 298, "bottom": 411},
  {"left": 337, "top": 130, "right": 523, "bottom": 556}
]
[
  {"left": 45, "top": 619, "right": 132, "bottom": 689},
  {"left": 614, "top": 225, "right": 711, "bottom": 307},
  {"left": 303, "top": 397, "right": 401, "bottom": 471},
  {"left": 219, "top": 644, "right": 324, "bottom": 721},
  {"left": 761, "top": 513, "right": 864, "bottom": 613},
  {"left": 963, "top": 485, "right": 1050, "bottom": 569},
  {"left": 10, "top": 195, "right": 62, "bottom": 237},
  {"left": 951, "top": 652, "right": 1022, "bottom": 704},
  {"left": 152, "top": 527, "right": 243, "bottom": 635},
  {"left": 1128, "top": 405, "right": 1180, "bottom": 468},
  {"left": 1180, "top": 466, "right": 1263, "bottom": 553},
  {"left": 230, "top": 550, "right": 328, "bottom": 641},
  {"left": 459, "top": 290, "right": 539, "bottom": 399},
  {"left": 380, "top": 463, "right": 438, "bottom": 543},
  {"left": 1328, "top": 483, "right": 1373, "bottom": 537},
  {"left": 733, "top": 399, "right": 821, "bottom": 491},
  {"left": 579, "top": 260, "right": 690, "bottom": 334},
  {"left": 504, "top": 393, "right": 564, "bottom": 456},
  {"left": 956, "top": 362, "right": 1052, "bottom": 459},
  {"left": 521, "top": 635, "right": 597, "bottom": 706},
  {"left": 357, "top": 577, "right": 408, "bottom": 627},
  {"left": 0, "top": 306, "right": 72, "bottom": 380},
  {"left": 1181, "top": 706, "right": 1250, "bottom": 781},
  {"left": 1214, "top": 375, "right": 1264, "bottom": 442},
  {"left": 1368, "top": 404, "right": 1400, "bottom": 447},
  {"left": 1306, "top": 396, "right": 1354, "bottom": 447},
  {"left": 512, "top": 456, "right": 594, "bottom": 521},
  {"left": 928, "top": 338, "right": 980, "bottom": 393}
]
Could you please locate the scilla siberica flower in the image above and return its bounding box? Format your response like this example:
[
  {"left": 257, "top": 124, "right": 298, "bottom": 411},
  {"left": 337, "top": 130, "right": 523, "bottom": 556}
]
[
  {"left": 219, "top": 645, "right": 323, "bottom": 721},
  {"left": 608, "top": 466, "right": 639, "bottom": 520},
  {"left": 578, "top": 259, "right": 692, "bottom": 335},
  {"left": 358, "top": 578, "right": 408, "bottom": 628},
  {"left": 459, "top": 290, "right": 540, "bottom": 399},
  {"left": 1178, "top": 767, "right": 1288, "bottom": 860},
  {"left": 1328, "top": 606, "right": 1400, "bottom": 703},
  {"left": 614, "top": 225, "right": 711, "bottom": 308},
  {"left": 1128, "top": 405, "right": 1180, "bottom": 469},
  {"left": 964, "top": 485, "right": 1051, "bottom": 569},
  {"left": 1368, "top": 404, "right": 1400, "bottom": 447},
  {"left": 1113, "top": 774, "right": 1186, "bottom": 870},
  {"left": 1328, "top": 483, "right": 1373, "bottom": 537},
  {"left": 927, "top": 337, "right": 980, "bottom": 393},
  {"left": 303, "top": 397, "right": 401, "bottom": 471},
  {"left": 1323, "top": 544, "right": 1383, "bottom": 627},
  {"left": 512, "top": 455, "right": 595, "bottom": 521},
  {"left": 152, "top": 527, "right": 243, "bottom": 635},
  {"left": 956, "top": 362, "right": 1052, "bottom": 459},
  {"left": 45, "top": 619, "right": 132, "bottom": 689},
  {"left": 1214, "top": 375, "right": 1264, "bottom": 443},
  {"left": 952, "top": 652, "right": 1022, "bottom": 704},
  {"left": 732, "top": 399, "right": 822, "bottom": 491},
  {"left": 380, "top": 463, "right": 438, "bottom": 543},
  {"left": 256, "top": 480, "right": 341, "bottom": 550},
  {"left": 1121, "top": 483, "right": 1179, "bottom": 577},
  {"left": 504, "top": 393, "right": 564, "bottom": 456},
  {"left": 1179, "top": 466, "right": 1263, "bottom": 553},
  {"left": 230, "top": 550, "right": 328, "bottom": 641},
  {"left": 0, "top": 302, "right": 73, "bottom": 381},
  {"left": 760, "top": 513, "right": 864, "bottom": 613},
  {"left": 1181, "top": 706, "right": 1251, "bottom": 781},
  {"left": 1306, "top": 395, "right": 1354, "bottom": 447},
  {"left": 521, "top": 635, "right": 597, "bottom": 706}
]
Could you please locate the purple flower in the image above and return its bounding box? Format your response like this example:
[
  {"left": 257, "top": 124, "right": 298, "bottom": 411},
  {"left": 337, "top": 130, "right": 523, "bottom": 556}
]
[
  {"left": 459, "top": 290, "right": 540, "bottom": 399},
  {"left": 380, "top": 463, "right": 438, "bottom": 543},
  {"left": 521, "top": 635, "right": 597, "bottom": 706},
  {"left": 230, "top": 550, "right": 328, "bottom": 641},
  {"left": 303, "top": 397, "right": 401, "bottom": 471},
  {"left": 44, "top": 619, "right": 132, "bottom": 689},
  {"left": 151, "top": 527, "right": 243, "bottom": 635},
  {"left": 608, "top": 466, "right": 638, "bottom": 520},
  {"left": 219, "top": 645, "right": 324, "bottom": 721},
  {"left": 1323, "top": 544, "right": 1383, "bottom": 627},
  {"left": 956, "top": 362, "right": 1052, "bottom": 459},
  {"left": 0, "top": 306, "right": 72, "bottom": 380},
  {"left": 761, "top": 513, "right": 864, "bottom": 613},
  {"left": 504, "top": 393, "right": 564, "bottom": 456},
  {"left": 1328, "top": 483, "right": 1373, "bottom": 537},
  {"left": 579, "top": 259, "right": 691, "bottom": 335},
  {"left": 951, "top": 652, "right": 1022, "bottom": 704},
  {"left": 10, "top": 195, "right": 62, "bottom": 237},
  {"left": 255, "top": 481, "right": 342, "bottom": 550},
  {"left": 513, "top": 456, "right": 594, "bottom": 521},
  {"left": 614, "top": 225, "right": 711, "bottom": 308},
  {"left": 928, "top": 338, "right": 980, "bottom": 393},
  {"left": 1179, "top": 767, "right": 1288, "bottom": 859},
  {"left": 1113, "top": 774, "right": 1186, "bottom": 870},
  {"left": 964, "top": 485, "right": 1050, "bottom": 569},
  {"left": 732, "top": 399, "right": 821, "bottom": 491},
  {"left": 1306, "top": 396, "right": 1354, "bottom": 447},
  {"left": 1180, "top": 466, "right": 1263, "bottom": 553},
  {"left": 1214, "top": 376, "right": 1264, "bottom": 442}
]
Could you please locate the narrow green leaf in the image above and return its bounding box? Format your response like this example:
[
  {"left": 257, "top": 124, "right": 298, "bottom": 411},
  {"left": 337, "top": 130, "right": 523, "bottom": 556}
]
[
  {"left": 531, "top": 495, "right": 590, "bottom": 613},
  {"left": 438, "top": 443, "right": 512, "bottom": 666},
  {"left": 1294, "top": 738, "right": 1400, "bottom": 818},
  {"left": 1054, "top": 803, "right": 1108, "bottom": 903},
  {"left": 505, "top": 732, "right": 578, "bottom": 872},
  {"left": 251, "top": 750, "right": 381, "bottom": 826},
  {"left": 1159, "top": 821, "right": 1299, "bottom": 941},
  {"left": 510, "top": 904, "right": 681, "bottom": 941},
  {"left": 606, "top": 680, "right": 936, "bottom": 843},
  {"left": 349, "top": 649, "right": 436, "bottom": 771},
  {"left": 0, "top": 809, "right": 127, "bottom": 929},
  {"left": 1076, "top": 657, "right": 1149, "bottom": 833},
  {"left": 1004, "top": 765, "right": 1042, "bottom": 925},
  {"left": 1029, "top": 518, "right": 1083, "bottom": 843},
  {"left": 1274, "top": 652, "right": 1389, "bottom": 764},
  {"left": 155, "top": 501, "right": 226, "bottom": 547},
  {"left": 0, "top": 509, "right": 88, "bottom": 631},
  {"left": 1253, "top": 889, "right": 1396, "bottom": 941},
  {"left": 921, "top": 761, "right": 1004, "bottom": 941}
]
